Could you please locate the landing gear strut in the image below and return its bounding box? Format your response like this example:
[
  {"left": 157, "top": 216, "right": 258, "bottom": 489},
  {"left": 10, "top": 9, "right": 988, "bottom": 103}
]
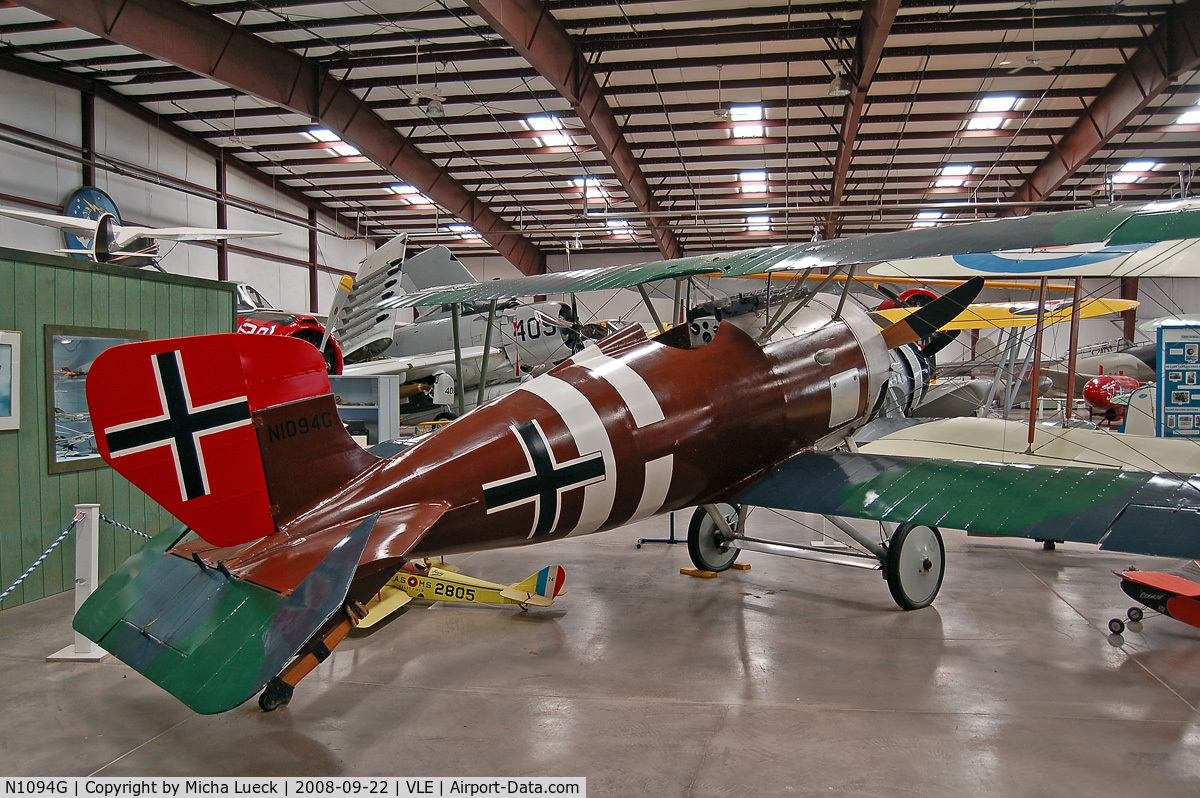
[{"left": 681, "top": 504, "right": 945, "bottom": 611}]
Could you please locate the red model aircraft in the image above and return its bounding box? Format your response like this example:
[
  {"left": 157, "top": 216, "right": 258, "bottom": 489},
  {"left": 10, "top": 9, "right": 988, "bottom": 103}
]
[
  {"left": 1109, "top": 570, "right": 1200, "bottom": 635},
  {"left": 73, "top": 201, "right": 1200, "bottom": 715}
]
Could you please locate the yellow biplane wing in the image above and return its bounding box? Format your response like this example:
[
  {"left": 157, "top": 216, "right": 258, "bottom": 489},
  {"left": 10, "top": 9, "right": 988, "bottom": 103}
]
[{"left": 873, "top": 297, "right": 1137, "bottom": 331}]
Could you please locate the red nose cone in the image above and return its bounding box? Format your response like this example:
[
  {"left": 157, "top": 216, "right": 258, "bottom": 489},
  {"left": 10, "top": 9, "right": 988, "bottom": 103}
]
[{"left": 1083, "top": 374, "right": 1141, "bottom": 411}]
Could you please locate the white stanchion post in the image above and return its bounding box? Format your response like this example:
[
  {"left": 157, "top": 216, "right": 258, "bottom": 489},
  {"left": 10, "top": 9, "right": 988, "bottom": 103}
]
[{"left": 47, "top": 503, "right": 106, "bottom": 662}]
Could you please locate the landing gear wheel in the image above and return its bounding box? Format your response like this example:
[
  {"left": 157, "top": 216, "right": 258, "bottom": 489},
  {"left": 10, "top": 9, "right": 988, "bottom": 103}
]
[
  {"left": 258, "top": 678, "right": 294, "bottom": 712},
  {"left": 1127, "top": 606, "right": 1144, "bottom": 622},
  {"left": 687, "top": 504, "right": 741, "bottom": 572},
  {"left": 885, "top": 524, "right": 944, "bottom": 610},
  {"left": 1109, "top": 618, "right": 1126, "bottom": 635}
]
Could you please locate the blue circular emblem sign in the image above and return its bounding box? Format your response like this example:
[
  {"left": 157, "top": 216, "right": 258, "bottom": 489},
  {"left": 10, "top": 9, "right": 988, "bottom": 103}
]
[{"left": 62, "top": 186, "right": 121, "bottom": 258}]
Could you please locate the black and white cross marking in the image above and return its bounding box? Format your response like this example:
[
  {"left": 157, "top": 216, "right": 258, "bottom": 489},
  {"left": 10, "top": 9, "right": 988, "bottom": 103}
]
[
  {"left": 103, "top": 350, "right": 252, "bottom": 501},
  {"left": 483, "top": 420, "right": 605, "bottom": 538}
]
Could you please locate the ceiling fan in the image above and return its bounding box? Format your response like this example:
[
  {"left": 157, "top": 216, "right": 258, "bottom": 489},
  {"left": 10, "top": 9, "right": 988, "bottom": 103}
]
[
  {"left": 1004, "top": 1, "right": 1067, "bottom": 74},
  {"left": 705, "top": 65, "right": 731, "bottom": 122}
]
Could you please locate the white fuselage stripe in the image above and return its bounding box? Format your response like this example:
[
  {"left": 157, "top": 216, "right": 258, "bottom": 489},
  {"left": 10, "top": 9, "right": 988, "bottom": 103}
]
[
  {"left": 632, "top": 454, "right": 674, "bottom": 522},
  {"left": 572, "top": 348, "right": 665, "bottom": 428},
  {"left": 519, "top": 376, "right": 616, "bottom": 535},
  {"left": 572, "top": 345, "right": 675, "bottom": 522}
]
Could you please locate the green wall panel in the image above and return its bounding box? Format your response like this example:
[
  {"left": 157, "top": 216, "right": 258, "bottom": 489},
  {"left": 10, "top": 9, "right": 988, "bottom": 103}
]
[{"left": 0, "top": 248, "right": 235, "bottom": 609}]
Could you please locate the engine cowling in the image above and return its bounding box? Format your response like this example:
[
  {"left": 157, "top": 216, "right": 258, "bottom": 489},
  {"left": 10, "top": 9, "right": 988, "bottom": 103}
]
[{"left": 1083, "top": 373, "right": 1141, "bottom": 411}]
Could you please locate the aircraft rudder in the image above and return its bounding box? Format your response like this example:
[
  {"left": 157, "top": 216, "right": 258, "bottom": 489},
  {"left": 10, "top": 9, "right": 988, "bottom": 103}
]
[{"left": 86, "top": 333, "right": 364, "bottom": 547}]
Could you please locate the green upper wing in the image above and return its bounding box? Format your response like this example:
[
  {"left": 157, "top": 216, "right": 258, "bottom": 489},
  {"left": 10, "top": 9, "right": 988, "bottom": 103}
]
[
  {"left": 734, "top": 451, "right": 1200, "bottom": 559},
  {"left": 386, "top": 200, "right": 1200, "bottom": 308},
  {"left": 379, "top": 250, "right": 743, "bottom": 310}
]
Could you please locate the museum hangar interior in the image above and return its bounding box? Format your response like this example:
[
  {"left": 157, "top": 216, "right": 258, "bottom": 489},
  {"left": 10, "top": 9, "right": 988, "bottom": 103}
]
[{"left": 2, "top": 0, "right": 1200, "bottom": 793}]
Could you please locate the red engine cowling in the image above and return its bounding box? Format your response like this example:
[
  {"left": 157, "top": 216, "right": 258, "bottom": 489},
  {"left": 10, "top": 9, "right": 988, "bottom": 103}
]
[
  {"left": 876, "top": 288, "right": 939, "bottom": 312},
  {"left": 1083, "top": 374, "right": 1140, "bottom": 411},
  {"left": 236, "top": 312, "right": 344, "bottom": 375}
]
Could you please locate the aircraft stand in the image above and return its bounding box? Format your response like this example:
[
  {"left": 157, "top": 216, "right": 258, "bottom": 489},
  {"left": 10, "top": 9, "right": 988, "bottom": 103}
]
[{"left": 636, "top": 511, "right": 687, "bottom": 548}]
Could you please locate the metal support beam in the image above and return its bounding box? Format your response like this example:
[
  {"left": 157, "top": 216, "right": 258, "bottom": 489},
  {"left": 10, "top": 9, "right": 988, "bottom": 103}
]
[
  {"left": 216, "top": 156, "right": 228, "bottom": 283},
  {"left": 15, "top": 0, "right": 546, "bottom": 275},
  {"left": 824, "top": 0, "right": 901, "bottom": 239},
  {"left": 80, "top": 89, "right": 94, "bottom": 186},
  {"left": 308, "top": 207, "right": 319, "bottom": 313},
  {"left": 1008, "top": 0, "right": 1200, "bottom": 210},
  {"left": 464, "top": 0, "right": 682, "bottom": 260},
  {"left": 1121, "top": 277, "right": 1139, "bottom": 343}
]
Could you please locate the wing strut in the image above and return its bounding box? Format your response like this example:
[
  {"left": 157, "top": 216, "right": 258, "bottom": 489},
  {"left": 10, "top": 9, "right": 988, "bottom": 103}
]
[
  {"left": 1025, "top": 276, "right": 1050, "bottom": 451},
  {"left": 758, "top": 267, "right": 834, "bottom": 342},
  {"left": 1063, "top": 277, "right": 1084, "bottom": 425},
  {"left": 637, "top": 284, "right": 667, "bottom": 332}
]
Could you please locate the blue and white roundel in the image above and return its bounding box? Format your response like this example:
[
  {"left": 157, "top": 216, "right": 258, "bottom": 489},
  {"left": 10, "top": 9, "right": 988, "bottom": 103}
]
[{"left": 952, "top": 242, "right": 1154, "bottom": 273}]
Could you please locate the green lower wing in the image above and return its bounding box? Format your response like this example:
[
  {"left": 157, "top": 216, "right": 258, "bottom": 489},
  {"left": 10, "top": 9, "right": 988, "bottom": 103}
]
[
  {"left": 73, "top": 515, "right": 376, "bottom": 714},
  {"left": 735, "top": 452, "right": 1200, "bottom": 558}
]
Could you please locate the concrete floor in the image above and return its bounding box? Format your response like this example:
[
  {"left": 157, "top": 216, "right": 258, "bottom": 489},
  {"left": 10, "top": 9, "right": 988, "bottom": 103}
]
[{"left": 2, "top": 510, "right": 1200, "bottom": 796}]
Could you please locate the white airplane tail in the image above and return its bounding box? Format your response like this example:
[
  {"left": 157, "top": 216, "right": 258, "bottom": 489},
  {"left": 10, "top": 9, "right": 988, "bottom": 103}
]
[{"left": 329, "top": 241, "right": 483, "bottom": 361}]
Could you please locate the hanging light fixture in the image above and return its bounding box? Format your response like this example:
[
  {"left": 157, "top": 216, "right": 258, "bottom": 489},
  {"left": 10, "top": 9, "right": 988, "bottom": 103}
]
[
  {"left": 424, "top": 97, "right": 445, "bottom": 119},
  {"left": 827, "top": 64, "right": 851, "bottom": 98}
]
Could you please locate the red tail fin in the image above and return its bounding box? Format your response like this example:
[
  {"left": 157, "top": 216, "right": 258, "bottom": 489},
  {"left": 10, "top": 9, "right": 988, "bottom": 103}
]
[{"left": 87, "top": 333, "right": 372, "bottom": 547}]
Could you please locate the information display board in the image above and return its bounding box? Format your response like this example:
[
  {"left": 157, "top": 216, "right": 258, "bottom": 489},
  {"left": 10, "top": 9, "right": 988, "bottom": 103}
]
[{"left": 1157, "top": 324, "right": 1200, "bottom": 437}]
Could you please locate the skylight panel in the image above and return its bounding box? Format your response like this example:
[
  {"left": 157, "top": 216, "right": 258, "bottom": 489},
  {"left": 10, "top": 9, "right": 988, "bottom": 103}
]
[
  {"left": 739, "top": 170, "right": 768, "bottom": 193},
  {"left": 526, "top": 115, "right": 573, "bottom": 147},
  {"left": 572, "top": 176, "right": 608, "bottom": 201},
  {"left": 733, "top": 125, "right": 765, "bottom": 138},
  {"left": 746, "top": 215, "right": 771, "bottom": 232},
  {"left": 447, "top": 224, "right": 480, "bottom": 239},
  {"left": 977, "top": 96, "right": 1017, "bottom": 113},
  {"left": 730, "top": 106, "right": 763, "bottom": 121},
  {"left": 967, "top": 116, "right": 1004, "bottom": 130}
]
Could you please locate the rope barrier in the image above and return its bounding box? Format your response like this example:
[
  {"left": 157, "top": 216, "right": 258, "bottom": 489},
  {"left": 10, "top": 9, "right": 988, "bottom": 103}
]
[
  {"left": 98, "top": 512, "right": 151, "bottom": 540},
  {"left": 0, "top": 511, "right": 85, "bottom": 603}
]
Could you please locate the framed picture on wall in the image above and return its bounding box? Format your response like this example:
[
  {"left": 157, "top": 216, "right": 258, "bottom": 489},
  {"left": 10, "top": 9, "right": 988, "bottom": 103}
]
[
  {"left": 45, "top": 325, "right": 147, "bottom": 474},
  {"left": 0, "top": 330, "right": 19, "bottom": 431}
]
